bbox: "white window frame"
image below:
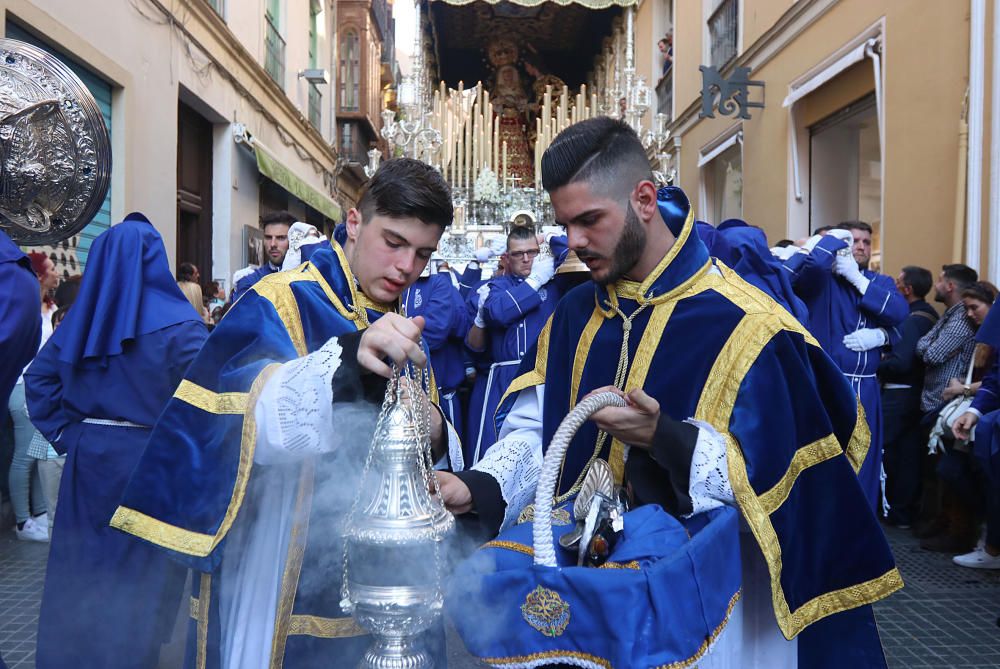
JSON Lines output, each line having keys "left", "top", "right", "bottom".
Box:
{"left": 698, "top": 124, "right": 743, "bottom": 223}
{"left": 783, "top": 20, "right": 885, "bottom": 243}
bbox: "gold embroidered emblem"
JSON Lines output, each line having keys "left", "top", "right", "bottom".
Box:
{"left": 521, "top": 586, "right": 571, "bottom": 637}
{"left": 517, "top": 505, "right": 572, "bottom": 526}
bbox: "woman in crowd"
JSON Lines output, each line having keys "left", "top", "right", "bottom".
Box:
{"left": 6, "top": 252, "right": 59, "bottom": 541}
{"left": 953, "top": 283, "right": 1000, "bottom": 568}
{"left": 25, "top": 214, "right": 207, "bottom": 668}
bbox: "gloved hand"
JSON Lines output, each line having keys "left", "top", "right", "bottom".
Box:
{"left": 526, "top": 253, "right": 555, "bottom": 290}
{"left": 473, "top": 247, "right": 494, "bottom": 264}
{"left": 843, "top": 328, "right": 887, "bottom": 352}
{"left": 833, "top": 253, "right": 870, "bottom": 294}
{"left": 826, "top": 228, "right": 854, "bottom": 244}
{"left": 770, "top": 245, "right": 799, "bottom": 261}
{"left": 801, "top": 234, "right": 824, "bottom": 252}
{"left": 474, "top": 284, "right": 491, "bottom": 328}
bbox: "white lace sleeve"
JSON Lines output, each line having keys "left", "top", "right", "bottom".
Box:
{"left": 684, "top": 419, "right": 735, "bottom": 516}
{"left": 472, "top": 384, "right": 545, "bottom": 531}
{"left": 254, "top": 337, "right": 344, "bottom": 465}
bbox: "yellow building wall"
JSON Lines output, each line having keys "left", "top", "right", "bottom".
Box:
{"left": 672, "top": 0, "right": 971, "bottom": 277}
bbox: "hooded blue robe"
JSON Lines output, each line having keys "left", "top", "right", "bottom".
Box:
{"left": 782, "top": 234, "right": 907, "bottom": 509}
{"left": 24, "top": 214, "right": 207, "bottom": 669}
{"left": 111, "top": 242, "right": 451, "bottom": 668}
{"left": 468, "top": 188, "right": 900, "bottom": 667}
{"left": 0, "top": 230, "right": 41, "bottom": 407}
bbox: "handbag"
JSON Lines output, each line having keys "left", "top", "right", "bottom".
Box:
{"left": 928, "top": 356, "right": 977, "bottom": 454}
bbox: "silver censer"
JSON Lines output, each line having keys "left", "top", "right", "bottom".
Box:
{"left": 341, "top": 367, "right": 454, "bottom": 669}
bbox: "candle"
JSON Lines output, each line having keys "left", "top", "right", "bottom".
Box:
{"left": 493, "top": 116, "right": 500, "bottom": 175}
{"left": 502, "top": 141, "right": 508, "bottom": 193}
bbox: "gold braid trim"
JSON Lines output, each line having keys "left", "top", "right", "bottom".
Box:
{"left": 287, "top": 614, "right": 367, "bottom": 638}
{"left": 110, "top": 363, "right": 282, "bottom": 556}
{"left": 569, "top": 306, "right": 608, "bottom": 411}
{"left": 496, "top": 316, "right": 553, "bottom": 410}
{"left": 757, "top": 435, "right": 843, "bottom": 515}
{"left": 693, "top": 298, "right": 902, "bottom": 638}
{"left": 253, "top": 272, "right": 315, "bottom": 356}
{"left": 597, "top": 560, "right": 641, "bottom": 570}
{"left": 174, "top": 381, "right": 248, "bottom": 415}
{"left": 481, "top": 649, "right": 612, "bottom": 668}
{"left": 654, "top": 590, "right": 741, "bottom": 669}
{"left": 195, "top": 574, "right": 211, "bottom": 669}
{"left": 846, "top": 397, "right": 871, "bottom": 474}
{"left": 270, "top": 461, "right": 317, "bottom": 667}
{"left": 483, "top": 539, "right": 534, "bottom": 557}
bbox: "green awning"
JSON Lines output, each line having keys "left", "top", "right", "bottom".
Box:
{"left": 254, "top": 142, "right": 341, "bottom": 221}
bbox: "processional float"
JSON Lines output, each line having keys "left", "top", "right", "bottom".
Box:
{"left": 0, "top": 38, "right": 111, "bottom": 246}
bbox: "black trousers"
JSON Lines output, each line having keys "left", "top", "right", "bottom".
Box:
{"left": 882, "top": 387, "right": 926, "bottom": 523}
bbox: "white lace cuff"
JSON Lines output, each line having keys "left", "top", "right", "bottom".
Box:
{"left": 474, "top": 436, "right": 542, "bottom": 531}
{"left": 684, "top": 419, "right": 735, "bottom": 516}
{"left": 472, "top": 385, "right": 545, "bottom": 531}
{"left": 254, "top": 337, "right": 343, "bottom": 464}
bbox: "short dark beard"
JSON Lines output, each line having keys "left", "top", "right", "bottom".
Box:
{"left": 595, "top": 203, "right": 646, "bottom": 286}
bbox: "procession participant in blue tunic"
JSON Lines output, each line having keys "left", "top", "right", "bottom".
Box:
{"left": 0, "top": 229, "right": 41, "bottom": 408}
{"left": 463, "top": 227, "right": 567, "bottom": 465}
{"left": 457, "top": 246, "right": 493, "bottom": 297}
{"left": 782, "top": 222, "right": 907, "bottom": 510}
{"left": 437, "top": 118, "right": 901, "bottom": 667}
{"left": 403, "top": 266, "right": 472, "bottom": 462}
{"left": 24, "top": 214, "right": 208, "bottom": 669}
{"left": 111, "top": 159, "right": 463, "bottom": 669}
{"left": 231, "top": 210, "right": 295, "bottom": 302}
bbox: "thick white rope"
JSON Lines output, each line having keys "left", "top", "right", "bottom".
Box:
{"left": 532, "top": 392, "right": 628, "bottom": 567}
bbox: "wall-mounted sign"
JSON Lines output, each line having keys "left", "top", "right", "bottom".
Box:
{"left": 699, "top": 66, "right": 764, "bottom": 120}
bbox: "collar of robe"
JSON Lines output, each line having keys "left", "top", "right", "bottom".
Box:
{"left": 596, "top": 188, "right": 712, "bottom": 315}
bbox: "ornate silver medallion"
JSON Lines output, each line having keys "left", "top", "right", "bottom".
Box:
{"left": 0, "top": 38, "right": 111, "bottom": 245}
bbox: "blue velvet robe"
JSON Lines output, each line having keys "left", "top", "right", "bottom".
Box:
{"left": 0, "top": 230, "right": 40, "bottom": 406}
{"left": 232, "top": 262, "right": 280, "bottom": 303}
{"left": 25, "top": 321, "right": 207, "bottom": 668}
{"left": 111, "top": 244, "right": 444, "bottom": 668}
{"left": 486, "top": 189, "right": 900, "bottom": 667}
{"left": 783, "top": 235, "right": 907, "bottom": 509}
{"left": 403, "top": 273, "right": 470, "bottom": 443}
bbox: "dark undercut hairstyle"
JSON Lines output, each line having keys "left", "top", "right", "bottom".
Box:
{"left": 540, "top": 117, "right": 653, "bottom": 198}
{"left": 506, "top": 226, "right": 537, "bottom": 248}
{"left": 358, "top": 157, "right": 453, "bottom": 230}
{"left": 942, "top": 263, "right": 978, "bottom": 291}
{"left": 836, "top": 220, "right": 873, "bottom": 235}
{"left": 260, "top": 210, "right": 296, "bottom": 232}
{"left": 900, "top": 265, "right": 933, "bottom": 299}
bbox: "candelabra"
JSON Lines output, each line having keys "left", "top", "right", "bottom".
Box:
{"left": 643, "top": 113, "right": 674, "bottom": 185}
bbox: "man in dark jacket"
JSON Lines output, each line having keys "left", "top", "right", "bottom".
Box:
{"left": 879, "top": 265, "right": 939, "bottom": 527}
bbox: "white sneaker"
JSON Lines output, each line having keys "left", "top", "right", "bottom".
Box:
{"left": 953, "top": 547, "right": 1000, "bottom": 569}
{"left": 15, "top": 517, "right": 49, "bottom": 543}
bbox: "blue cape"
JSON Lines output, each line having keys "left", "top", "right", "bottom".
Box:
{"left": 976, "top": 301, "right": 1000, "bottom": 349}
{"left": 48, "top": 213, "right": 201, "bottom": 363}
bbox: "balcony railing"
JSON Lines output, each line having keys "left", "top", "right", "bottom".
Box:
{"left": 656, "top": 69, "right": 673, "bottom": 121}
{"left": 708, "top": 0, "right": 738, "bottom": 69}
{"left": 308, "top": 83, "right": 322, "bottom": 131}
{"left": 264, "top": 12, "right": 286, "bottom": 88}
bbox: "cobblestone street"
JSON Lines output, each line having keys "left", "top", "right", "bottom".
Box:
{"left": 2, "top": 525, "right": 999, "bottom": 668}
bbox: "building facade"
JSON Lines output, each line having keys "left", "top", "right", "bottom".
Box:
{"left": 334, "top": 0, "right": 396, "bottom": 205}
{"left": 639, "top": 0, "right": 995, "bottom": 282}
{"left": 3, "top": 0, "right": 359, "bottom": 290}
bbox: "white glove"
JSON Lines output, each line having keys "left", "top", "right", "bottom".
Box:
{"left": 827, "top": 228, "right": 854, "bottom": 244}
{"left": 833, "top": 254, "right": 870, "bottom": 294}
{"left": 843, "top": 328, "right": 887, "bottom": 352}
{"left": 526, "top": 254, "right": 555, "bottom": 290}
{"left": 770, "top": 245, "right": 798, "bottom": 261}
{"left": 473, "top": 247, "right": 494, "bottom": 264}
{"left": 801, "top": 234, "right": 824, "bottom": 252}
{"left": 474, "top": 284, "right": 491, "bottom": 328}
